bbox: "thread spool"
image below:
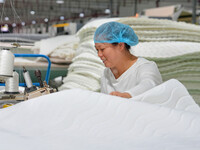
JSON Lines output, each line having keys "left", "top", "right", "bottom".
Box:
{"left": 4, "top": 71, "right": 19, "bottom": 94}
{"left": 23, "top": 67, "right": 33, "bottom": 88}
{"left": 0, "top": 49, "right": 14, "bottom": 80}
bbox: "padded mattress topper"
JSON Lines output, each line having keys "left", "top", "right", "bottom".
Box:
{"left": 0, "top": 79, "right": 199, "bottom": 150}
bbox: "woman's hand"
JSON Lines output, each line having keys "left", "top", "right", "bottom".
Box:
{"left": 109, "top": 91, "right": 132, "bottom": 98}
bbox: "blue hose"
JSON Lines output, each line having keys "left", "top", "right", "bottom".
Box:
{"left": 0, "top": 54, "right": 51, "bottom": 87}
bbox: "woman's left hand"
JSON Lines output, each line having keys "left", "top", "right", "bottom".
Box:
{"left": 109, "top": 91, "right": 132, "bottom": 98}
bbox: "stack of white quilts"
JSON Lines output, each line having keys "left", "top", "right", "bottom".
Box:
{"left": 31, "top": 34, "right": 79, "bottom": 62}
{"left": 118, "top": 17, "right": 200, "bottom": 42}
{"left": 59, "top": 40, "right": 104, "bottom": 91}
{"left": 59, "top": 17, "right": 200, "bottom": 104}
{"left": 132, "top": 41, "right": 200, "bottom": 104}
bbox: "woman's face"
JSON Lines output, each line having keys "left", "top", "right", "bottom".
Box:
{"left": 95, "top": 43, "right": 119, "bottom": 68}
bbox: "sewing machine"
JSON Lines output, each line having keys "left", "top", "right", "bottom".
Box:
{"left": 0, "top": 49, "right": 56, "bottom": 108}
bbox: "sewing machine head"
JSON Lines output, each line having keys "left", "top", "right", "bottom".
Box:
{"left": 0, "top": 48, "right": 56, "bottom": 108}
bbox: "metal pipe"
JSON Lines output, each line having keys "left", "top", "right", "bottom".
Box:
{"left": 156, "top": 0, "right": 160, "bottom": 8}
{"left": 192, "top": 0, "right": 197, "bottom": 24}
{"left": 110, "top": 0, "right": 113, "bottom": 17}
{"left": 134, "top": 0, "right": 138, "bottom": 16}
{"left": 14, "top": 54, "right": 51, "bottom": 86}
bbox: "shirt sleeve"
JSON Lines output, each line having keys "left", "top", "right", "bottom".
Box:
{"left": 125, "top": 62, "right": 162, "bottom": 97}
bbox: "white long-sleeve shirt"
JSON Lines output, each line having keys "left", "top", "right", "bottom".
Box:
{"left": 100, "top": 57, "right": 163, "bottom": 97}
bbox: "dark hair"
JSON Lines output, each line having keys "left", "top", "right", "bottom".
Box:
{"left": 112, "top": 43, "right": 131, "bottom": 51}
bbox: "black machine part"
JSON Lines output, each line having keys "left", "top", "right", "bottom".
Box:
{"left": 34, "top": 70, "right": 44, "bottom": 87}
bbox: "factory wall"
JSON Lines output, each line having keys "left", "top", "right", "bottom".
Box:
{"left": 11, "top": 0, "right": 198, "bottom": 35}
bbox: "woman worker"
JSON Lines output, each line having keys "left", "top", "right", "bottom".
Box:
{"left": 94, "top": 21, "right": 162, "bottom": 98}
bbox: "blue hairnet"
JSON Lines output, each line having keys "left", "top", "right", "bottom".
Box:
{"left": 94, "top": 22, "right": 138, "bottom": 46}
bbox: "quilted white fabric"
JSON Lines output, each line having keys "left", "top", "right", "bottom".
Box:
{"left": 133, "top": 79, "right": 200, "bottom": 113}
{"left": 31, "top": 34, "right": 79, "bottom": 60}
{"left": 0, "top": 79, "right": 200, "bottom": 150}
{"left": 59, "top": 40, "right": 105, "bottom": 91}
{"left": 60, "top": 73, "right": 100, "bottom": 91}
{"left": 77, "top": 17, "right": 200, "bottom": 43}
{"left": 132, "top": 41, "right": 200, "bottom": 58}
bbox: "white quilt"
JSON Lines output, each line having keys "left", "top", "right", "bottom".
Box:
{"left": 0, "top": 79, "right": 200, "bottom": 150}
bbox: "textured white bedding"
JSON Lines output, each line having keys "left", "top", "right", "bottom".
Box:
{"left": 0, "top": 79, "right": 199, "bottom": 150}
{"left": 132, "top": 41, "right": 200, "bottom": 58}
